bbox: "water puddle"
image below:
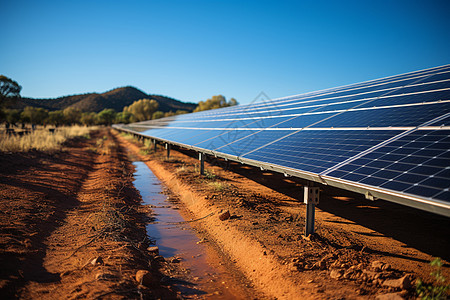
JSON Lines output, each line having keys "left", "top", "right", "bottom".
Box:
{"left": 132, "top": 161, "right": 251, "bottom": 299}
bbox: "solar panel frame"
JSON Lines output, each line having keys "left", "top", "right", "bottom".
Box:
{"left": 115, "top": 65, "right": 450, "bottom": 217}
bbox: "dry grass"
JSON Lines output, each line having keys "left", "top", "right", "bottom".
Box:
{"left": 208, "top": 181, "right": 229, "bottom": 191}
{"left": 0, "top": 126, "right": 96, "bottom": 153}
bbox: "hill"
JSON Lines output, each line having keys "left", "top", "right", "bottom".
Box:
{"left": 16, "top": 86, "right": 197, "bottom": 113}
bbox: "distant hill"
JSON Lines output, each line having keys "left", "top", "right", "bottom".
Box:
{"left": 16, "top": 86, "right": 197, "bottom": 113}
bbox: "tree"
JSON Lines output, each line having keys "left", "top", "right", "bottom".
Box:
{"left": 97, "top": 109, "right": 116, "bottom": 125}
{"left": 194, "top": 95, "right": 238, "bottom": 112}
{"left": 115, "top": 111, "right": 133, "bottom": 124}
{"left": 80, "top": 112, "right": 98, "bottom": 126}
{"left": 152, "top": 111, "right": 164, "bottom": 120}
{"left": 4, "top": 109, "right": 21, "bottom": 125}
{"left": 63, "top": 107, "right": 82, "bottom": 125}
{"left": 0, "top": 75, "right": 21, "bottom": 109}
{"left": 124, "top": 99, "right": 159, "bottom": 122}
{"left": 21, "top": 106, "right": 48, "bottom": 124}
{"left": 47, "top": 110, "right": 65, "bottom": 126}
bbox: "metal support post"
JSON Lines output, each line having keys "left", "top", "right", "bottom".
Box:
{"left": 165, "top": 143, "right": 171, "bottom": 159}
{"left": 153, "top": 139, "right": 157, "bottom": 152}
{"left": 303, "top": 186, "right": 320, "bottom": 236}
{"left": 199, "top": 152, "right": 205, "bottom": 175}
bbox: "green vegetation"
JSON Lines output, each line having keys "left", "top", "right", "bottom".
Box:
{"left": 416, "top": 258, "right": 449, "bottom": 300}
{"left": 124, "top": 99, "right": 159, "bottom": 122}
{"left": 0, "top": 75, "right": 21, "bottom": 109}
{"left": 194, "top": 95, "right": 238, "bottom": 112}
{"left": 1, "top": 76, "right": 238, "bottom": 127}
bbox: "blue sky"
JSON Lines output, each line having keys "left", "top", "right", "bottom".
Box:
{"left": 1, "top": 0, "right": 449, "bottom": 105}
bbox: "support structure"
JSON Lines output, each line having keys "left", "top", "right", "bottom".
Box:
{"left": 303, "top": 186, "right": 320, "bottom": 236}
{"left": 199, "top": 152, "right": 205, "bottom": 175}
{"left": 165, "top": 143, "right": 171, "bottom": 159}
{"left": 153, "top": 139, "right": 157, "bottom": 152}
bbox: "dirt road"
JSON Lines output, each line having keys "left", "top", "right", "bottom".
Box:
{"left": 116, "top": 130, "right": 449, "bottom": 299}
{"left": 0, "top": 129, "right": 176, "bottom": 299}
{"left": 1, "top": 128, "right": 448, "bottom": 299}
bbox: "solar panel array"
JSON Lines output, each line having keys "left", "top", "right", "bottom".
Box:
{"left": 116, "top": 65, "right": 450, "bottom": 216}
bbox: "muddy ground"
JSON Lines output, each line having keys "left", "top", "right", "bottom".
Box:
{"left": 0, "top": 128, "right": 449, "bottom": 299}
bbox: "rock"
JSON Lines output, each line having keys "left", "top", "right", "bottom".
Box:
{"left": 363, "top": 270, "right": 379, "bottom": 280}
{"left": 154, "top": 255, "right": 165, "bottom": 262}
{"left": 375, "top": 292, "right": 405, "bottom": 300}
{"left": 196, "top": 238, "right": 207, "bottom": 244}
{"left": 90, "top": 256, "right": 104, "bottom": 265}
{"left": 382, "top": 263, "right": 391, "bottom": 271}
{"left": 136, "top": 270, "right": 156, "bottom": 287}
{"left": 289, "top": 262, "right": 299, "bottom": 272}
{"left": 330, "top": 269, "right": 343, "bottom": 280}
{"left": 95, "top": 272, "right": 116, "bottom": 281}
{"left": 218, "top": 210, "right": 231, "bottom": 221}
{"left": 147, "top": 246, "right": 159, "bottom": 256}
{"left": 382, "top": 275, "right": 412, "bottom": 290}
{"left": 372, "top": 260, "right": 385, "bottom": 271}
{"left": 170, "top": 257, "right": 181, "bottom": 263}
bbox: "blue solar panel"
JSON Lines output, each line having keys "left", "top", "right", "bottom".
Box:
{"left": 243, "top": 130, "right": 400, "bottom": 173}
{"left": 119, "top": 65, "right": 450, "bottom": 216}
{"left": 326, "top": 130, "right": 450, "bottom": 202}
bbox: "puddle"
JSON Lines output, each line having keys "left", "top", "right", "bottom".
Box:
{"left": 132, "top": 161, "right": 251, "bottom": 299}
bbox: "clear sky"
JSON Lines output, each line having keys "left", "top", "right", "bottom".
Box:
{"left": 1, "top": 0, "right": 449, "bottom": 105}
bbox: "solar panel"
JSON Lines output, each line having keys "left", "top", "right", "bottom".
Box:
{"left": 115, "top": 65, "right": 450, "bottom": 217}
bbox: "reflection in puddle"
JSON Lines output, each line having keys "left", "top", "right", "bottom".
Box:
{"left": 132, "top": 161, "right": 248, "bottom": 299}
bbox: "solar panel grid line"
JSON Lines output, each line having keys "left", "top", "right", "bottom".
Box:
{"left": 320, "top": 175, "right": 450, "bottom": 216}
{"left": 211, "top": 97, "right": 351, "bottom": 153}
{"left": 191, "top": 88, "right": 369, "bottom": 153}
{"left": 192, "top": 77, "right": 450, "bottom": 119}
{"left": 121, "top": 126, "right": 450, "bottom": 132}
{"left": 171, "top": 66, "right": 450, "bottom": 122}
{"left": 180, "top": 67, "right": 450, "bottom": 119}
{"left": 116, "top": 64, "right": 450, "bottom": 216}
{"left": 136, "top": 82, "right": 446, "bottom": 142}
{"left": 165, "top": 95, "right": 448, "bottom": 125}
{"left": 319, "top": 111, "right": 450, "bottom": 177}
{"left": 133, "top": 80, "right": 447, "bottom": 168}
{"left": 227, "top": 67, "right": 447, "bottom": 110}
{"left": 164, "top": 80, "right": 450, "bottom": 124}
{"left": 203, "top": 149, "right": 450, "bottom": 217}
{"left": 119, "top": 125, "right": 449, "bottom": 216}
{"left": 165, "top": 98, "right": 450, "bottom": 126}
{"left": 189, "top": 117, "right": 279, "bottom": 147}
{"left": 236, "top": 74, "right": 436, "bottom": 158}
{"left": 327, "top": 129, "right": 450, "bottom": 203}
{"left": 143, "top": 79, "right": 446, "bottom": 129}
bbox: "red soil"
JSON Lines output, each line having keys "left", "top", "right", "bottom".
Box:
{"left": 0, "top": 129, "right": 176, "bottom": 299}
{"left": 115, "top": 131, "right": 449, "bottom": 300}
